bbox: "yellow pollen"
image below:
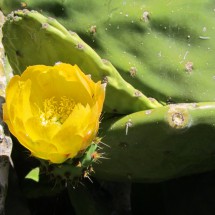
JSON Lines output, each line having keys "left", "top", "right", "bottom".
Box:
{"left": 39, "top": 96, "right": 75, "bottom": 125}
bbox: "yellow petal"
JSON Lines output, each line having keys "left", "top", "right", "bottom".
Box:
{"left": 52, "top": 134, "right": 83, "bottom": 156}
{"left": 4, "top": 76, "right": 20, "bottom": 122}
{"left": 93, "top": 82, "right": 106, "bottom": 113}
{"left": 30, "top": 140, "right": 59, "bottom": 161}
{"left": 24, "top": 117, "right": 61, "bottom": 141}
{"left": 33, "top": 66, "right": 92, "bottom": 106}
{"left": 16, "top": 79, "right": 33, "bottom": 122}
{"left": 53, "top": 103, "right": 95, "bottom": 151}
{"left": 60, "top": 103, "right": 91, "bottom": 133}
{"left": 47, "top": 153, "right": 68, "bottom": 163}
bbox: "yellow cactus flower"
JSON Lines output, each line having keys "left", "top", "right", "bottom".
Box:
{"left": 3, "top": 63, "right": 105, "bottom": 163}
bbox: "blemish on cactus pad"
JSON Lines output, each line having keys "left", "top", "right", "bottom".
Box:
{"left": 89, "top": 25, "right": 97, "bottom": 35}
{"left": 41, "top": 23, "right": 49, "bottom": 29}
{"left": 76, "top": 43, "right": 84, "bottom": 50}
{"left": 134, "top": 90, "right": 142, "bottom": 97}
{"left": 167, "top": 105, "right": 191, "bottom": 129}
{"left": 185, "top": 61, "right": 193, "bottom": 72}
{"left": 129, "top": 67, "right": 137, "bottom": 77}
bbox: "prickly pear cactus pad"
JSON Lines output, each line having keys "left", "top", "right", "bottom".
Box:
{"left": 95, "top": 102, "right": 215, "bottom": 181}
{"left": 2, "top": 9, "right": 162, "bottom": 114}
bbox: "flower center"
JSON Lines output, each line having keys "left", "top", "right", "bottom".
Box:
{"left": 39, "top": 96, "right": 75, "bottom": 125}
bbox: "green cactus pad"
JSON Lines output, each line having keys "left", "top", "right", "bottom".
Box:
{"left": 94, "top": 102, "right": 215, "bottom": 182}
{"left": 2, "top": 9, "right": 162, "bottom": 114}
